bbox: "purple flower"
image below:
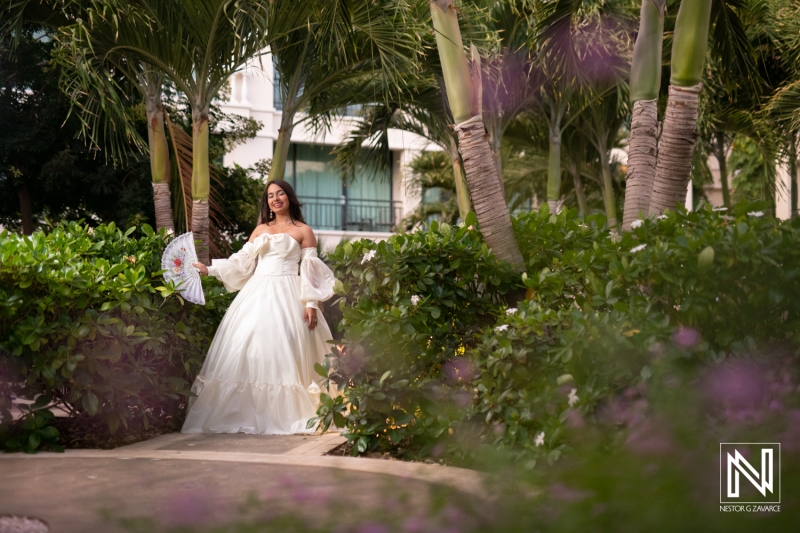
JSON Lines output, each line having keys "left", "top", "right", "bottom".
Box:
{"left": 704, "top": 361, "right": 768, "bottom": 411}
{"left": 452, "top": 389, "right": 473, "bottom": 409}
{"left": 672, "top": 326, "right": 701, "bottom": 350}
{"left": 443, "top": 358, "right": 475, "bottom": 384}
{"left": 625, "top": 420, "right": 674, "bottom": 455}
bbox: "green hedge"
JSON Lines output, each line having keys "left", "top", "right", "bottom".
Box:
{"left": 311, "top": 219, "right": 519, "bottom": 456}
{"left": 317, "top": 204, "right": 800, "bottom": 463}
{"left": 0, "top": 221, "right": 231, "bottom": 452}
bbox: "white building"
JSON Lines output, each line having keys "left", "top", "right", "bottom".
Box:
{"left": 220, "top": 58, "right": 435, "bottom": 251}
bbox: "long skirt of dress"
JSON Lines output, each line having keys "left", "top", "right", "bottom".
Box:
{"left": 181, "top": 273, "right": 332, "bottom": 434}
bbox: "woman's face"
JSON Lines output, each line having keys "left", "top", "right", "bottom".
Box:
{"left": 267, "top": 184, "right": 290, "bottom": 217}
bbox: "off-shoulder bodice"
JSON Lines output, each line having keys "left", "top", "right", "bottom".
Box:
{"left": 206, "top": 232, "right": 336, "bottom": 308}
{"left": 250, "top": 232, "right": 302, "bottom": 276}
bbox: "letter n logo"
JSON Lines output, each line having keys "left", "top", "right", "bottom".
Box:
{"left": 720, "top": 443, "right": 781, "bottom": 504}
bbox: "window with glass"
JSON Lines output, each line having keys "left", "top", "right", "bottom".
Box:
{"left": 281, "top": 143, "right": 396, "bottom": 231}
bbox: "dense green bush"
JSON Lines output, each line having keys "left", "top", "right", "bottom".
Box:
{"left": 311, "top": 219, "right": 519, "bottom": 456}
{"left": 318, "top": 204, "right": 800, "bottom": 463}
{"left": 0, "top": 221, "right": 231, "bottom": 452}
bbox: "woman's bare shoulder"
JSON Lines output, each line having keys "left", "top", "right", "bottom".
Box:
{"left": 248, "top": 224, "right": 268, "bottom": 242}
{"left": 300, "top": 223, "right": 317, "bottom": 248}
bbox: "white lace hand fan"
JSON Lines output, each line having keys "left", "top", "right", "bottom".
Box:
{"left": 161, "top": 232, "right": 205, "bottom": 305}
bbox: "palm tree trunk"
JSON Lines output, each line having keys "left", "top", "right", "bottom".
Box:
{"left": 621, "top": 0, "right": 664, "bottom": 230}
{"left": 622, "top": 99, "right": 659, "bottom": 229}
{"left": 145, "top": 94, "right": 174, "bottom": 233}
{"left": 268, "top": 116, "right": 294, "bottom": 182}
{"left": 599, "top": 143, "right": 618, "bottom": 230}
{"left": 649, "top": 84, "right": 703, "bottom": 214}
{"left": 486, "top": 115, "right": 506, "bottom": 197}
{"left": 648, "top": 0, "right": 713, "bottom": 215}
{"left": 547, "top": 123, "right": 562, "bottom": 214}
{"left": 715, "top": 132, "right": 731, "bottom": 208}
{"left": 430, "top": 0, "right": 524, "bottom": 270}
{"left": 601, "top": 163, "right": 618, "bottom": 230}
{"left": 571, "top": 163, "right": 588, "bottom": 215}
{"left": 18, "top": 183, "right": 33, "bottom": 235}
{"left": 191, "top": 107, "right": 211, "bottom": 264}
{"left": 447, "top": 144, "right": 472, "bottom": 219}
{"left": 455, "top": 116, "right": 524, "bottom": 269}
{"left": 790, "top": 133, "right": 797, "bottom": 217}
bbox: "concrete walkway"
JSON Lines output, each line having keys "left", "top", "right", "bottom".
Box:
{"left": 0, "top": 433, "right": 484, "bottom": 533}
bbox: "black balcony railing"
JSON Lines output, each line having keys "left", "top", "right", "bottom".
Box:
{"left": 299, "top": 196, "right": 401, "bottom": 232}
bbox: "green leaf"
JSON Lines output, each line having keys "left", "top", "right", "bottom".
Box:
{"left": 698, "top": 246, "right": 715, "bottom": 271}
{"left": 333, "top": 412, "right": 346, "bottom": 428}
{"left": 82, "top": 391, "right": 99, "bottom": 415}
{"left": 27, "top": 432, "right": 41, "bottom": 451}
{"left": 314, "top": 363, "right": 328, "bottom": 378}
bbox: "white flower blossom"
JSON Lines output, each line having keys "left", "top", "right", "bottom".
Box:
{"left": 630, "top": 244, "right": 647, "bottom": 253}
{"left": 720, "top": 215, "right": 735, "bottom": 221}
{"left": 608, "top": 232, "right": 622, "bottom": 243}
{"left": 87, "top": 227, "right": 94, "bottom": 235}
{"left": 535, "top": 432, "right": 545, "bottom": 447}
{"left": 410, "top": 295, "right": 420, "bottom": 306}
{"left": 656, "top": 215, "right": 668, "bottom": 221}
{"left": 361, "top": 249, "right": 377, "bottom": 265}
{"left": 630, "top": 219, "right": 644, "bottom": 229}
{"left": 568, "top": 388, "right": 579, "bottom": 407}
{"left": 165, "top": 228, "right": 174, "bottom": 236}
{"left": 506, "top": 308, "right": 517, "bottom": 316}
{"left": 747, "top": 211, "right": 764, "bottom": 218}
{"left": 495, "top": 324, "right": 509, "bottom": 332}
{"left": 713, "top": 206, "right": 728, "bottom": 212}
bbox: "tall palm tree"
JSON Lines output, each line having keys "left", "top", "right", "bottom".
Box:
{"left": 3, "top": 0, "right": 176, "bottom": 231}
{"left": 620, "top": 0, "right": 664, "bottom": 230}
{"left": 55, "top": 1, "right": 175, "bottom": 232}
{"left": 102, "top": 0, "right": 269, "bottom": 263}
{"left": 580, "top": 88, "right": 628, "bottom": 229}
{"left": 530, "top": 0, "right": 628, "bottom": 217}
{"left": 648, "top": 0, "right": 760, "bottom": 215}
{"left": 429, "top": 0, "right": 524, "bottom": 270}
{"left": 267, "top": 0, "right": 419, "bottom": 185}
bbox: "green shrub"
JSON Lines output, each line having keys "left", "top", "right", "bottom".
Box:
{"left": 0, "top": 221, "right": 231, "bottom": 452}
{"left": 319, "top": 204, "right": 800, "bottom": 464}
{"left": 311, "top": 219, "right": 519, "bottom": 456}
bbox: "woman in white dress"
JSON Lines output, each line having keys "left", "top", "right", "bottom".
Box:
{"left": 182, "top": 180, "right": 336, "bottom": 434}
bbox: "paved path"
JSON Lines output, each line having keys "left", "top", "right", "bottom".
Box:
{"left": 0, "top": 433, "right": 484, "bottom": 533}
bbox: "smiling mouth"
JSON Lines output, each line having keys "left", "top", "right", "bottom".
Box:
{"left": 273, "top": 202, "right": 284, "bottom": 208}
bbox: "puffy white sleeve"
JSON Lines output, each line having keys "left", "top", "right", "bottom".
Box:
{"left": 299, "top": 247, "right": 336, "bottom": 309}
{"left": 206, "top": 241, "right": 257, "bottom": 292}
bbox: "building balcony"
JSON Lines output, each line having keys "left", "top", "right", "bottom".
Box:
{"left": 300, "top": 196, "right": 402, "bottom": 233}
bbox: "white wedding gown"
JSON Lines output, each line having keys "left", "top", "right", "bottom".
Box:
{"left": 181, "top": 232, "right": 336, "bottom": 435}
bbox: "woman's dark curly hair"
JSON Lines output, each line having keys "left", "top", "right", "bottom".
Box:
{"left": 259, "top": 179, "right": 306, "bottom": 225}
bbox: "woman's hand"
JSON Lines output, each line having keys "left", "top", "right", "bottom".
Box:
{"left": 193, "top": 262, "right": 209, "bottom": 276}
{"left": 303, "top": 307, "right": 318, "bottom": 330}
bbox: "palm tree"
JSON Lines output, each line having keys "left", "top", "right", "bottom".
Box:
{"left": 54, "top": 1, "right": 175, "bottom": 232}
{"left": 620, "top": 0, "right": 664, "bottom": 230}
{"left": 764, "top": 0, "right": 800, "bottom": 217}
{"left": 333, "top": 78, "right": 473, "bottom": 220}
{"left": 530, "top": 0, "right": 629, "bottom": 218}
{"left": 101, "top": 0, "right": 269, "bottom": 263}
{"left": 580, "top": 89, "right": 628, "bottom": 229}
{"left": 267, "top": 0, "right": 419, "bottom": 185}
{"left": 429, "top": 0, "right": 524, "bottom": 270}
{"left": 648, "top": 0, "right": 760, "bottom": 215}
